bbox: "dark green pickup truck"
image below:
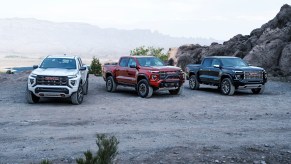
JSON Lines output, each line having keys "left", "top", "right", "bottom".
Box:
{"left": 185, "top": 56, "right": 267, "bottom": 95}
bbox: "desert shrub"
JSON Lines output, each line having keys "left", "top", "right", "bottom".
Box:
{"left": 6, "top": 69, "right": 14, "bottom": 74}
{"left": 40, "top": 159, "right": 52, "bottom": 164}
{"left": 76, "top": 134, "right": 119, "bottom": 164}
{"left": 89, "top": 57, "right": 102, "bottom": 76}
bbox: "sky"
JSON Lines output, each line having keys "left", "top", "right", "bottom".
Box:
{"left": 0, "top": 0, "right": 289, "bottom": 40}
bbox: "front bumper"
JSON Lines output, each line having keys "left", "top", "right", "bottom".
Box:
{"left": 28, "top": 85, "right": 79, "bottom": 98}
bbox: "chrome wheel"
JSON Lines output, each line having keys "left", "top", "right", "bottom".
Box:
{"left": 139, "top": 83, "right": 146, "bottom": 96}
{"left": 106, "top": 79, "right": 112, "bottom": 91}
{"left": 221, "top": 80, "right": 230, "bottom": 94}
{"left": 221, "top": 78, "right": 235, "bottom": 95}
{"left": 189, "top": 75, "right": 199, "bottom": 90}
{"left": 77, "top": 85, "right": 84, "bottom": 103}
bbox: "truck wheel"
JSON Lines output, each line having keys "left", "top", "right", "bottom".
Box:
{"left": 137, "top": 79, "right": 153, "bottom": 98}
{"left": 221, "top": 78, "right": 235, "bottom": 95}
{"left": 106, "top": 76, "right": 117, "bottom": 92}
{"left": 252, "top": 85, "right": 265, "bottom": 94}
{"left": 71, "top": 84, "right": 84, "bottom": 105}
{"left": 189, "top": 75, "right": 199, "bottom": 90}
{"left": 26, "top": 87, "right": 40, "bottom": 104}
{"left": 169, "top": 86, "right": 183, "bottom": 95}
{"left": 83, "top": 78, "right": 89, "bottom": 95}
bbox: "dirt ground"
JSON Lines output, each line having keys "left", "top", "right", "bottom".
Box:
{"left": 0, "top": 73, "right": 290, "bottom": 164}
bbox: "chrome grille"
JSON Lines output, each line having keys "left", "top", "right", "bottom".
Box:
{"left": 36, "top": 75, "right": 68, "bottom": 86}
{"left": 244, "top": 71, "right": 263, "bottom": 80}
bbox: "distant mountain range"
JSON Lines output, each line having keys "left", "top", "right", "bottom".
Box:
{"left": 0, "top": 18, "right": 219, "bottom": 60}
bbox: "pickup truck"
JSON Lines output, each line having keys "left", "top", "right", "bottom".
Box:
{"left": 26, "top": 55, "right": 89, "bottom": 104}
{"left": 102, "top": 56, "right": 185, "bottom": 98}
{"left": 185, "top": 56, "right": 267, "bottom": 95}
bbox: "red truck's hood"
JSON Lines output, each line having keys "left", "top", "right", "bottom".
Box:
{"left": 141, "top": 66, "right": 182, "bottom": 72}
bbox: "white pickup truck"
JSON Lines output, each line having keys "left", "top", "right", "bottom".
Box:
{"left": 26, "top": 55, "right": 89, "bottom": 105}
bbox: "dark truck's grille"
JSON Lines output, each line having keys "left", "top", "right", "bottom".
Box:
{"left": 244, "top": 71, "right": 263, "bottom": 80}
{"left": 36, "top": 75, "right": 68, "bottom": 86}
{"left": 159, "top": 71, "right": 181, "bottom": 80}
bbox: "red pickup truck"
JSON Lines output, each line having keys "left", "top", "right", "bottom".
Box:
{"left": 102, "top": 56, "right": 185, "bottom": 98}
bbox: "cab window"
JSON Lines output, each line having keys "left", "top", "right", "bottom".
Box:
{"left": 119, "top": 58, "right": 129, "bottom": 67}
{"left": 202, "top": 58, "right": 213, "bottom": 67}
{"left": 128, "top": 58, "right": 136, "bottom": 67}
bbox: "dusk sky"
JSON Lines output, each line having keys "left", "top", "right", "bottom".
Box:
{"left": 0, "top": 0, "right": 289, "bottom": 40}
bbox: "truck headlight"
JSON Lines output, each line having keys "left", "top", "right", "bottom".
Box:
{"left": 68, "top": 75, "right": 77, "bottom": 79}
{"left": 29, "top": 73, "right": 37, "bottom": 78}
{"left": 151, "top": 74, "right": 159, "bottom": 81}
{"left": 70, "top": 80, "right": 76, "bottom": 86}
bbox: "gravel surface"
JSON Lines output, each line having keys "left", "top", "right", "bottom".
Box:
{"left": 0, "top": 73, "right": 291, "bottom": 163}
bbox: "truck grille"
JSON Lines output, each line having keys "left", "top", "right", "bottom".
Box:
{"left": 159, "top": 71, "right": 181, "bottom": 80}
{"left": 244, "top": 71, "right": 263, "bottom": 80}
{"left": 36, "top": 75, "right": 68, "bottom": 86}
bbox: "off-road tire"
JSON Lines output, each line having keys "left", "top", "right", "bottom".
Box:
{"left": 137, "top": 79, "right": 153, "bottom": 98}
{"left": 221, "top": 78, "right": 235, "bottom": 95}
{"left": 26, "top": 87, "right": 40, "bottom": 104}
{"left": 106, "top": 76, "right": 117, "bottom": 92}
{"left": 189, "top": 75, "right": 200, "bottom": 90}
{"left": 83, "top": 78, "right": 89, "bottom": 95}
{"left": 169, "top": 86, "right": 183, "bottom": 95}
{"left": 71, "top": 84, "right": 84, "bottom": 105}
{"left": 252, "top": 85, "right": 265, "bottom": 94}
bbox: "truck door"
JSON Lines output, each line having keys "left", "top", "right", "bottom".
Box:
{"left": 116, "top": 57, "right": 129, "bottom": 84}
{"left": 77, "top": 57, "right": 87, "bottom": 82}
{"left": 199, "top": 58, "right": 213, "bottom": 82}
{"left": 209, "top": 59, "right": 221, "bottom": 83}
{"left": 125, "top": 58, "right": 138, "bottom": 85}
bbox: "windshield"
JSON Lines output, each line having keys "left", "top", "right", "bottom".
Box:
{"left": 221, "top": 58, "right": 248, "bottom": 67}
{"left": 137, "top": 57, "right": 164, "bottom": 67}
{"left": 40, "top": 58, "right": 77, "bottom": 69}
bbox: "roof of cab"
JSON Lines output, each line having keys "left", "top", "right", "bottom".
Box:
{"left": 120, "top": 56, "right": 155, "bottom": 58}
{"left": 46, "top": 55, "right": 76, "bottom": 59}
{"left": 204, "top": 56, "right": 239, "bottom": 59}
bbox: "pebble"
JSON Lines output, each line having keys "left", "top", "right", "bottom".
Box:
{"left": 261, "top": 161, "right": 266, "bottom": 164}
{"left": 215, "top": 159, "right": 219, "bottom": 163}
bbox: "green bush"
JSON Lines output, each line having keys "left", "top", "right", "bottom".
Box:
{"left": 40, "top": 159, "right": 52, "bottom": 164}
{"left": 76, "top": 134, "right": 119, "bottom": 164}
{"left": 130, "top": 46, "right": 168, "bottom": 62}
{"left": 89, "top": 57, "right": 102, "bottom": 76}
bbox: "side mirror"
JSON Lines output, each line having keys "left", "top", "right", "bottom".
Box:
{"left": 129, "top": 64, "right": 137, "bottom": 68}
{"left": 248, "top": 63, "right": 252, "bottom": 66}
{"left": 213, "top": 64, "right": 221, "bottom": 68}
{"left": 33, "top": 65, "right": 38, "bottom": 69}
{"left": 80, "top": 66, "right": 87, "bottom": 71}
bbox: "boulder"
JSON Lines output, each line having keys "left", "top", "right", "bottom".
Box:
{"left": 244, "top": 39, "right": 285, "bottom": 69}
{"left": 279, "top": 43, "right": 291, "bottom": 76}
{"left": 174, "top": 4, "right": 291, "bottom": 76}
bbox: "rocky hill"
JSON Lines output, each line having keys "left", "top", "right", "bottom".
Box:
{"left": 0, "top": 18, "right": 218, "bottom": 60}
{"left": 175, "top": 4, "right": 291, "bottom": 76}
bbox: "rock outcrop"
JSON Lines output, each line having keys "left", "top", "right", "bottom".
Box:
{"left": 175, "top": 4, "right": 291, "bottom": 76}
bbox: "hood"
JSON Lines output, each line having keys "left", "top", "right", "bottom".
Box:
{"left": 141, "top": 66, "right": 182, "bottom": 72}
{"left": 31, "top": 68, "right": 78, "bottom": 76}
{"left": 223, "top": 66, "right": 265, "bottom": 72}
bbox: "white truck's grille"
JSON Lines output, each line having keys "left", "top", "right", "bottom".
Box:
{"left": 36, "top": 76, "right": 68, "bottom": 86}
